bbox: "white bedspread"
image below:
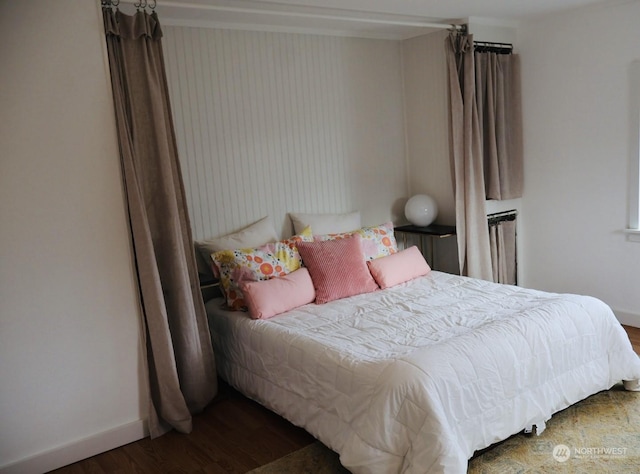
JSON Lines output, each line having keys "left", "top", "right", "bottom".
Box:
{"left": 206, "top": 271, "right": 640, "bottom": 473}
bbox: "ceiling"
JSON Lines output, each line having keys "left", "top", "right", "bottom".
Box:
{"left": 135, "top": 0, "right": 611, "bottom": 39}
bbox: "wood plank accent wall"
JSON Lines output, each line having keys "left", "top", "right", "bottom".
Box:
{"left": 162, "top": 27, "right": 408, "bottom": 240}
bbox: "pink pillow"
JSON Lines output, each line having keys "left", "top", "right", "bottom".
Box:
{"left": 240, "top": 268, "right": 316, "bottom": 319}
{"left": 297, "top": 234, "right": 378, "bottom": 304}
{"left": 367, "top": 246, "right": 431, "bottom": 289}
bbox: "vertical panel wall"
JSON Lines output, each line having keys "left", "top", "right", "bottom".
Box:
{"left": 163, "top": 27, "right": 408, "bottom": 239}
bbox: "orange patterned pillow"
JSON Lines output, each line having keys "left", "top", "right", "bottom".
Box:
{"left": 313, "top": 221, "right": 398, "bottom": 260}
{"left": 211, "top": 227, "right": 313, "bottom": 310}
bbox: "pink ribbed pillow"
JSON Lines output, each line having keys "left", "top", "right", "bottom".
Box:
{"left": 240, "top": 268, "right": 316, "bottom": 319}
{"left": 297, "top": 234, "right": 378, "bottom": 304}
{"left": 367, "top": 245, "right": 431, "bottom": 289}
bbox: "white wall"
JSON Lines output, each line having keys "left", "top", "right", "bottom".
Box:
{"left": 518, "top": 0, "right": 640, "bottom": 326}
{"left": 163, "top": 27, "right": 408, "bottom": 239}
{"left": 401, "top": 30, "right": 455, "bottom": 225}
{"left": 400, "top": 30, "right": 460, "bottom": 273}
{"left": 0, "top": 1, "right": 147, "bottom": 472}
{"left": 468, "top": 18, "right": 518, "bottom": 45}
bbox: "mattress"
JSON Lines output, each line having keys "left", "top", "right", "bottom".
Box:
{"left": 206, "top": 271, "right": 640, "bottom": 473}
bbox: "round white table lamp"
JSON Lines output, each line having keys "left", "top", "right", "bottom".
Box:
{"left": 405, "top": 194, "right": 438, "bottom": 227}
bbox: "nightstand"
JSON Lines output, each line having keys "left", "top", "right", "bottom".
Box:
{"left": 394, "top": 224, "right": 456, "bottom": 270}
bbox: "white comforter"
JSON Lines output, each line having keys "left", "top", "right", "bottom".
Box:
{"left": 206, "top": 271, "right": 640, "bottom": 473}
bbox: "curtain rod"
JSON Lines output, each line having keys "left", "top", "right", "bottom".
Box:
{"left": 487, "top": 210, "right": 517, "bottom": 225}
{"left": 474, "top": 41, "right": 513, "bottom": 47}
{"left": 474, "top": 40, "right": 513, "bottom": 54}
{"left": 117, "top": 0, "right": 463, "bottom": 30}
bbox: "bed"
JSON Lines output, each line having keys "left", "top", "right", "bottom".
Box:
{"left": 206, "top": 270, "right": 640, "bottom": 473}
{"left": 197, "top": 215, "right": 640, "bottom": 473}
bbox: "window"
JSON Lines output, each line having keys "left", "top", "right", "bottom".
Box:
{"left": 627, "top": 60, "right": 640, "bottom": 242}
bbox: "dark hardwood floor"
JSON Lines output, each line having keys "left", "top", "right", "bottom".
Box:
{"left": 50, "top": 325, "right": 640, "bottom": 474}
{"left": 49, "top": 382, "right": 315, "bottom": 474}
{"left": 626, "top": 324, "right": 640, "bottom": 353}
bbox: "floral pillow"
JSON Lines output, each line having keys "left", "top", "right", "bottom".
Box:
{"left": 195, "top": 216, "right": 278, "bottom": 278}
{"left": 313, "top": 221, "right": 398, "bottom": 260}
{"left": 211, "top": 227, "right": 313, "bottom": 310}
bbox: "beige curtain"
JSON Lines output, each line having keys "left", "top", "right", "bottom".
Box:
{"left": 475, "top": 52, "right": 524, "bottom": 200}
{"left": 446, "top": 33, "right": 493, "bottom": 280}
{"left": 489, "top": 219, "right": 517, "bottom": 285}
{"left": 103, "top": 8, "right": 217, "bottom": 438}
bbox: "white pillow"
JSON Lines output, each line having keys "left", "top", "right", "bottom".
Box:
{"left": 194, "top": 216, "right": 278, "bottom": 277}
{"left": 289, "top": 211, "right": 361, "bottom": 235}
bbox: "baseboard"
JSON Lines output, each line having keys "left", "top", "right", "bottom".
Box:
{"left": 613, "top": 308, "right": 640, "bottom": 329}
{"left": 0, "top": 419, "right": 148, "bottom": 474}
